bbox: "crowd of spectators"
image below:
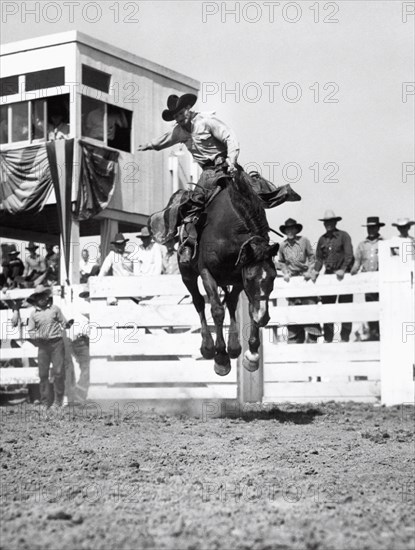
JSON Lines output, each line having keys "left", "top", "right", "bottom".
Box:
{"left": 275, "top": 213, "right": 414, "bottom": 344}
{"left": 0, "top": 242, "right": 61, "bottom": 290}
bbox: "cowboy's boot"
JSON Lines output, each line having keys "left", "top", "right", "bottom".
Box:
{"left": 179, "top": 219, "right": 198, "bottom": 264}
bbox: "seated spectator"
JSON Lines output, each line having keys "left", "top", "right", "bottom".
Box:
{"left": 23, "top": 242, "right": 46, "bottom": 283}
{"left": 310, "top": 210, "right": 354, "bottom": 343}
{"left": 85, "top": 107, "right": 128, "bottom": 143}
{"left": 351, "top": 216, "right": 384, "bottom": 341}
{"left": 98, "top": 233, "right": 134, "bottom": 277}
{"left": 44, "top": 245, "right": 60, "bottom": 285}
{"left": 47, "top": 99, "right": 70, "bottom": 141}
{"left": 162, "top": 237, "right": 180, "bottom": 275}
{"left": 392, "top": 218, "right": 415, "bottom": 240}
{"left": 4, "top": 249, "right": 24, "bottom": 288}
{"left": 278, "top": 218, "right": 321, "bottom": 344}
{"left": 80, "top": 248, "right": 95, "bottom": 283}
{"left": 134, "top": 227, "right": 163, "bottom": 276}
{"left": 89, "top": 247, "right": 101, "bottom": 278}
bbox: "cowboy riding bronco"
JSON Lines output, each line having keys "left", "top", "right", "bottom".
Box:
{"left": 138, "top": 93, "right": 300, "bottom": 261}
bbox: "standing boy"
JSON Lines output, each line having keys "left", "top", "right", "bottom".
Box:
{"left": 27, "top": 285, "right": 71, "bottom": 410}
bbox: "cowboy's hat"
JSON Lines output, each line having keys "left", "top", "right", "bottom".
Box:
{"left": 162, "top": 94, "right": 197, "bottom": 122}
{"left": 362, "top": 216, "right": 385, "bottom": 227}
{"left": 392, "top": 217, "right": 415, "bottom": 227}
{"left": 26, "top": 241, "right": 39, "bottom": 251}
{"left": 110, "top": 233, "right": 129, "bottom": 245}
{"left": 27, "top": 284, "right": 52, "bottom": 304}
{"left": 318, "top": 209, "right": 342, "bottom": 222}
{"left": 279, "top": 218, "right": 303, "bottom": 235}
{"left": 136, "top": 227, "right": 152, "bottom": 238}
{"left": 8, "top": 250, "right": 20, "bottom": 256}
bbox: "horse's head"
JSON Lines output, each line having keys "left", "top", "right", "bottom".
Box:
{"left": 237, "top": 237, "right": 279, "bottom": 326}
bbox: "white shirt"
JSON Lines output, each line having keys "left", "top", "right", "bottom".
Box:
{"left": 80, "top": 258, "right": 95, "bottom": 275}
{"left": 133, "top": 242, "right": 163, "bottom": 276}
{"left": 98, "top": 250, "right": 134, "bottom": 277}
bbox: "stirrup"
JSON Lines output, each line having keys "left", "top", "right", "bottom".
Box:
{"left": 179, "top": 246, "right": 192, "bottom": 264}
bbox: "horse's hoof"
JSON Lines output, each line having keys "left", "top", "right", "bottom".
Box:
{"left": 228, "top": 345, "right": 242, "bottom": 359}
{"left": 214, "top": 361, "right": 231, "bottom": 376}
{"left": 201, "top": 346, "right": 215, "bottom": 360}
{"left": 243, "top": 351, "right": 260, "bottom": 372}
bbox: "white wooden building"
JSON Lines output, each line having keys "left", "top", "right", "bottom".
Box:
{"left": 0, "top": 31, "right": 200, "bottom": 281}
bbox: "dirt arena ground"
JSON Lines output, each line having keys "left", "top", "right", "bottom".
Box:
{"left": 1, "top": 401, "right": 414, "bottom": 550}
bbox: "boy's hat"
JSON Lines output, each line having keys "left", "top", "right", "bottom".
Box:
{"left": 26, "top": 242, "right": 39, "bottom": 251}
{"left": 27, "top": 284, "right": 52, "bottom": 304}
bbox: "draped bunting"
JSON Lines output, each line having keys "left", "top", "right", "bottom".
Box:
{"left": 46, "top": 139, "right": 74, "bottom": 282}
{"left": 74, "top": 140, "right": 119, "bottom": 221}
{"left": 0, "top": 144, "right": 53, "bottom": 213}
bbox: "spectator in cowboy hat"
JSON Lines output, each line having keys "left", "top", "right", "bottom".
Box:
{"left": 27, "top": 285, "right": 72, "bottom": 410}
{"left": 311, "top": 210, "right": 354, "bottom": 343}
{"left": 134, "top": 227, "right": 163, "bottom": 276}
{"left": 351, "top": 216, "right": 385, "bottom": 341}
{"left": 23, "top": 242, "right": 46, "bottom": 283}
{"left": 98, "top": 233, "right": 134, "bottom": 277}
{"left": 277, "top": 218, "right": 321, "bottom": 344}
{"left": 392, "top": 218, "right": 415, "bottom": 240}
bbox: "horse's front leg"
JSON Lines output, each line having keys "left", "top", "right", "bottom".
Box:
{"left": 223, "top": 284, "right": 243, "bottom": 359}
{"left": 180, "top": 268, "right": 214, "bottom": 359}
{"left": 243, "top": 305, "right": 261, "bottom": 372}
{"left": 200, "top": 268, "right": 231, "bottom": 376}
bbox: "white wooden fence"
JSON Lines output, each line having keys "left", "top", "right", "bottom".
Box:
{"left": 87, "top": 276, "right": 238, "bottom": 401}
{"left": 1, "top": 239, "right": 414, "bottom": 405}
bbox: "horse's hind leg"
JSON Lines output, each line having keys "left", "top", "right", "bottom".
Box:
{"left": 200, "top": 268, "right": 231, "bottom": 376}
{"left": 243, "top": 311, "right": 261, "bottom": 372}
{"left": 223, "top": 284, "right": 243, "bottom": 359}
{"left": 180, "top": 269, "right": 214, "bottom": 360}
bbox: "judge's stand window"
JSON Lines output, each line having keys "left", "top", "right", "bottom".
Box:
{"left": 0, "top": 95, "right": 70, "bottom": 146}
{"left": 81, "top": 96, "right": 132, "bottom": 153}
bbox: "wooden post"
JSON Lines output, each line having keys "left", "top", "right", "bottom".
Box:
{"left": 237, "top": 292, "right": 264, "bottom": 404}
{"left": 100, "top": 219, "right": 118, "bottom": 261}
{"left": 379, "top": 239, "right": 415, "bottom": 405}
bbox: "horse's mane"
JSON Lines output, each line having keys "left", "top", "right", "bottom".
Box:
{"left": 226, "top": 169, "right": 269, "bottom": 239}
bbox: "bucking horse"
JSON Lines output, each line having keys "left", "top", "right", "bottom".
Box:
{"left": 150, "top": 167, "right": 300, "bottom": 376}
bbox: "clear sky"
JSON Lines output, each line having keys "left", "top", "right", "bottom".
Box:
{"left": 1, "top": 0, "right": 414, "bottom": 247}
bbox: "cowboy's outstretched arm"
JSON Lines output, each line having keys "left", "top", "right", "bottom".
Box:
{"left": 207, "top": 116, "right": 240, "bottom": 169}
{"left": 137, "top": 128, "right": 181, "bottom": 152}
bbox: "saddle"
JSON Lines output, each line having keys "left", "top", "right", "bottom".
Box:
{"left": 148, "top": 171, "right": 301, "bottom": 245}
